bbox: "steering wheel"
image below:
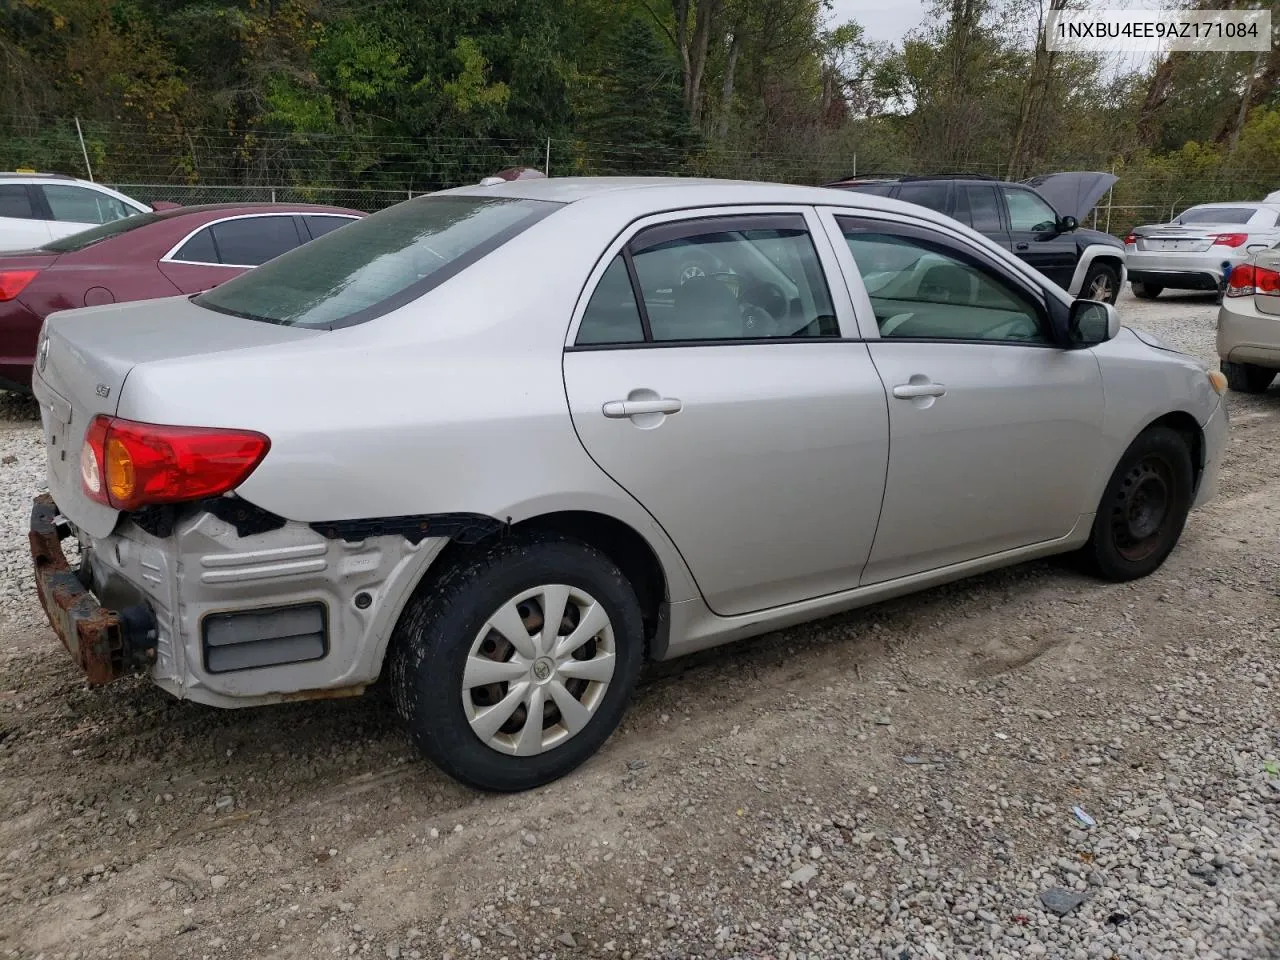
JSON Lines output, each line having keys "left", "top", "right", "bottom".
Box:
{"left": 739, "top": 301, "right": 777, "bottom": 337}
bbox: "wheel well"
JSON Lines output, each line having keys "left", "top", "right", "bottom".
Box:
{"left": 1090, "top": 254, "right": 1123, "bottom": 275}
{"left": 417, "top": 511, "right": 668, "bottom": 655}
{"left": 1147, "top": 411, "right": 1205, "bottom": 491}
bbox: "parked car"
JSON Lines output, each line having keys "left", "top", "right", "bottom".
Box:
{"left": 0, "top": 202, "right": 363, "bottom": 390}
{"left": 0, "top": 173, "right": 165, "bottom": 252}
{"left": 1217, "top": 245, "right": 1280, "bottom": 392}
{"left": 1124, "top": 202, "right": 1280, "bottom": 299}
{"left": 825, "top": 172, "right": 1126, "bottom": 303}
{"left": 29, "top": 177, "right": 1227, "bottom": 792}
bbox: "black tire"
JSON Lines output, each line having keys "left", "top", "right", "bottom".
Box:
{"left": 1076, "top": 426, "right": 1194, "bottom": 582}
{"left": 1081, "top": 261, "right": 1121, "bottom": 304}
{"left": 388, "top": 532, "right": 644, "bottom": 792}
{"left": 1221, "top": 360, "right": 1275, "bottom": 394}
{"left": 1131, "top": 281, "right": 1163, "bottom": 300}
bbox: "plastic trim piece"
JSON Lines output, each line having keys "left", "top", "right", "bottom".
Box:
{"left": 310, "top": 513, "right": 506, "bottom": 546}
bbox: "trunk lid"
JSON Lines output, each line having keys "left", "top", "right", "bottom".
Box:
{"left": 32, "top": 294, "right": 320, "bottom": 538}
{"left": 1132, "top": 224, "right": 1221, "bottom": 253}
{"left": 1022, "top": 171, "right": 1117, "bottom": 221}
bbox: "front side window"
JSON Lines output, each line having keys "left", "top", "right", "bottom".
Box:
{"left": 196, "top": 196, "right": 560, "bottom": 328}
{"left": 43, "top": 185, "right": 133, "bottom": 224}
{"left": 1003, "top": 188, "right": 1059, "bottom": 232}
{"left": 838, "top": 219, "right": 1045, "bottom": 344}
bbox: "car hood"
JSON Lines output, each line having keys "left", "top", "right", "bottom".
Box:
{"left": 1022, "top": 172, "right": 1118, "bottom": 221}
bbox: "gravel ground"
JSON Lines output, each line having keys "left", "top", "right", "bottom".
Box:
{"left": 0, "top": 289, "right": 1277, "bottom": 960}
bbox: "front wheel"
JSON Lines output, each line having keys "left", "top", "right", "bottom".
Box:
{"left": 1076, "top": 426, "right": 1194, "bottom": 582}
{"left": 1082, "top": 261, "right": 1121, "bottom": 304}
{"left": 1221, "top": 360, "right": 1275, "bottom": 394}
{"left": 1131, "top": 281, "right": 1163, "bottom": 300}
{"left": 389, "top": 532, "right": 644, "bottom": 792}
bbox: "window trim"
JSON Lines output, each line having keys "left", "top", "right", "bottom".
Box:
{"left": 829, "top": 212, "right": 1068, "bottom": 348}
{"left": 161, "top": 213, "right": 360, "bottom": 268}
{"left": 567, "top": 206, "right": 856, "bottom": 351}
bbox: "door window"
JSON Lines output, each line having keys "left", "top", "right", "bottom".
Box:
{"left": 304, "top": 215, "right": 356, "bottom": 239}
{"left": 0, "top": 185, "right": 35, "bottom": 219}
{"left": 959, "top": 186, "right": 1002, "bottom": 232}
{"left": 1003, "top": 188, "right": 1059, "bottom": 232}
{"left": 171, "top": 227, "right": 219, "bottom": 264}
{"left": 43, "top": 185, "right": 133, "bottom": 224}
{"left": 591, "top": 215, "right": 838, "bottom": 343}
{"left": 838, "top": 220, "right": 1045, "bottom": 343}
{"left": 210, "top": 216, "right": 303, "bottom": 266}
{"left": 895, "top": 182, "right": 950, "bottom": 214}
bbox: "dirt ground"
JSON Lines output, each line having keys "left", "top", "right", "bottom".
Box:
{"left": 0, "top": 290, "right": 1277, "bottom": 960}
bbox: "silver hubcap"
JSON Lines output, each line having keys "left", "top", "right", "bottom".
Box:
{"left": 462, "top": 585, "right": 616, "bottom": 756}
{"left": 1090, "top": 275, "right": 1113, "bottom": 301}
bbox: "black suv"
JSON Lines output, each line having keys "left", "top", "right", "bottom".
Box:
{"left": 825, "top": 173, "right": 1127, "bottom": 304}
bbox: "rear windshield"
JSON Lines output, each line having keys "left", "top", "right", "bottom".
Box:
{"left": 42, "top": 212, "right": 162, "bottom": 252}
{"left": 1175, "top": 206, "right": 1257, "bottom": 225}
{"left": 194, "top": 195, "right": 561, "bottom": 329}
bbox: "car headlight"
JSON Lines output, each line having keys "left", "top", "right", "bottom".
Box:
{"left": 1207, "top": 370, "right": 1228, "bottom": 395}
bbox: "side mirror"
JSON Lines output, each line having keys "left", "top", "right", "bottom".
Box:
{"left": 1068, "top": 298, "right": 1120, "bottom": 346}
{"left": 1057, "top": 215, "right": 1079, "bottom": 234}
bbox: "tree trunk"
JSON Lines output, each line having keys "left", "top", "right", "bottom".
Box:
{"left": 1007, "top": 0, "right": 1065, "bottom": 179}
{"left": 716, "top": 29, "right": 741, "bottom": 140}
{"left": 687, "top": 0, "right": 721, "bottom": 126}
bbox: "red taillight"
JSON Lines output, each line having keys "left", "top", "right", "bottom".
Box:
{"left": 1225, "top": 263, "right": 1280, "bottom": 298}
{"left": 0, "top": 269, "right": 39, "bottom": 302}
{"left": 1123, "top": 233, "right": 1137, "bottom": 245}
{"left": 80, "top": 415, "right": 270, "bottom": 511}
{"left": 1213, "top": 233, "right": 1248, "bottom": 248}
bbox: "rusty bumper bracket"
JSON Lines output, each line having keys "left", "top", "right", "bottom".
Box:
{"left": 29, "top": 493, "right": 157, "bottom": 686}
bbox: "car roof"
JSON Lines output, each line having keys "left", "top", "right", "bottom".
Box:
{"left": 0, "top": 172, "right": 87, "bottom": 183}
{"left": 1184, "top": 201, "right": 1280, "bottom": 210}
{"left": 440, "top": 175, "right": 918, "bottom": 207}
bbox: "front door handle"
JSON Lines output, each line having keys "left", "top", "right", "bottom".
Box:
{"left": 892, "top": 382, "right": 946, "bottom": 399}
{"left": 602, "top": 397, "right": 683, "bottom": 418}
{"left": 1015, "top": 242, "right": 1029, "bottom": 251}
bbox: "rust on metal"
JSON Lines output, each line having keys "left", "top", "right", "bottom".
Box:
{"left": 278, "top": 683, "right": 368, "bottom": 702}
{"left": 29, "top": 493, "right": 152, "bottom": 686}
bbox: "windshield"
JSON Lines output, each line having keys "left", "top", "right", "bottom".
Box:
{"left": 1175, "top": 206, "right": 1257, "bottom": 225}
{"left": 42, "top": 212, "right": 166, "bottom": 252}
{"left": 195, "top": 195, "right": 562, "bottom": 328}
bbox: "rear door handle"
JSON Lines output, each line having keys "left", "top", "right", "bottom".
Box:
{"left": 892, "top": 382, "right": 946, "bottom": 399}
{"left": 602, "top": 398, "right": 683, "bottom": 418}
{"left": 1015, "top": 242, "right": 1029, "bottom": 251}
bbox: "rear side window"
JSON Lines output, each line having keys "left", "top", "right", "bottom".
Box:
{"left": 210, "top": 217, "right": 302, "bottom": 266}
{"left": 0, "top": 185, "right": 35, "bottom": 219}
{"left": 196, "top": 196, "right": 561, "bottom": 328}
{"left": 958, "top": 186, "right": 1002, "bottom": 232}
{"left": 171, "top": 227, "right": 219, "bottom": 264}
{"left": 577, "top": 256, "right": 646, "bottom": 345}
{"left": 896, "top": 182, "right": 950, "bottom": 213}
{"left": 305, "top": 215, "right": 356, "bottom": 239}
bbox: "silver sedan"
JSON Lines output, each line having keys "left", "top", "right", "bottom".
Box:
{"left": 30, "top": 177, "right": 1228, "bottom": 791}
{"left": 1125, "top": 202, "right": 1280, "bottom": 298}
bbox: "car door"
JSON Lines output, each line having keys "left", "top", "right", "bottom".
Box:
{"left": 1000, "top": 185, "right": 1078, "bottom": 288}
{"left": 158, "top": 215, "right": 305, "bottom": 293}
{"left": 562, "top": 207, "right": 890, "bottom": 616}
{"left": 0, "top": 184, "right": 53, "bottom": 251}
{"left": 820, "top": 210, "right": 1104, "bottom": 585}
{"left": 40, "top": 184, "right": 136, "bottom": 240}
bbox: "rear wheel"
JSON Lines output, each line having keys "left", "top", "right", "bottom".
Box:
{"left": 389, "top": 532, "right": 644, "bottom": 792}
{"left": 1082, "top": 261, "right": 1121, "bottom": 304}
{"left": 1131, "top": 281, "right": 1163, "bottom": 300}
{"left": 1221, "top": 360, "right": 1275, "bottom": 394}
{"left": 1076, "top": 426, "right": 1193, "bottom": 582}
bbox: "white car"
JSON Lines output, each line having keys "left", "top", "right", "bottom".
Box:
{"left": 30, "top": 177, "right": 1228, "bottom": 792}
{"left": 0, "top": 173, "right": 153, "bottom": 252}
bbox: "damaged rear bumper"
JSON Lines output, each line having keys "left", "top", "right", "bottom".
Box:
{"left": 29, "top": 493, "right": 158, "bottom": 685}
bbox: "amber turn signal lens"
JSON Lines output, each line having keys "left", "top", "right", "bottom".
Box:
{"left": 1207, "top": 370, "right": 1228, "bottom": 396}
{"left": 104, "top": 436, "right": 137, "bottom": 503}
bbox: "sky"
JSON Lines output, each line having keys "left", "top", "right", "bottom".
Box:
{"left": 826, "top": 0, "right": 927, "bottom": 46}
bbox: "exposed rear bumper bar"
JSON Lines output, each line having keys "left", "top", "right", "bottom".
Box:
{"left": 30, "top": 493, "right": 157, "bottom": 685}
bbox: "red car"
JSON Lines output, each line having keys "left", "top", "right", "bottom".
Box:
{"left": 0, "top": 202, "right": 364, "bottom": 390}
